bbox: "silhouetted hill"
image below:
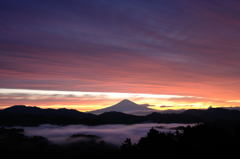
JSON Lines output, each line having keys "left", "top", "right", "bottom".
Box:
{"left": 146, "top": 112, "right": 201, "bottom": 123}
{"left": 0, "top": 105, "right": 97, "bottom": 126}
{"left": 97, "top": 111, "right": 144, "bottom": 124}
{"left": 1, "top": 105, "right": 240, "bottom": 126}
{"left": 182, "top": 107, "right": 240, "bottom": 121}
{"left": 3, "top": 105, "right": 94, "bottom": 117}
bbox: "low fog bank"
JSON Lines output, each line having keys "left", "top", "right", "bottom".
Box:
{"left": 18, "top": 123, "right": 193, "bottom": 145}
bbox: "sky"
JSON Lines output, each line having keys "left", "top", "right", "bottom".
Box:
{"left": 0, "top": 0, "right": 240, "bottom": 111}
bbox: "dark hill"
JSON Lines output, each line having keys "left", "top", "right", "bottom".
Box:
{"left": 0, "top": 105, "right": 97, "bottom": 126}
{"left": 97, "top": 111, "right": 144, "bottom": 124}
{"left": 182, "top": 107, "right": 240, "bottom": 121}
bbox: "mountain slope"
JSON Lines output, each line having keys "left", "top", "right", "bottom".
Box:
{"left": 90, "top": 99, "right": 155, "bottom": 115}
{"left": 0, "top": 105, "right": 97, "bottom": 126}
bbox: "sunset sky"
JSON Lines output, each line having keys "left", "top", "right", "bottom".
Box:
{"left": 1, "top": 0, "right": 240, "bottom": 111}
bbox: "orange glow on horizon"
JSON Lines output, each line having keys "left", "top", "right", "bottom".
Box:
{"left": 1, "top": 99, "right": 240, "bottom": 112}
{"left": 0, "top": 88, "right": 240, "bottom": 112}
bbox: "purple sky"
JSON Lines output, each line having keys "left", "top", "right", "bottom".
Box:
{"left": 0, "top": 0, "right": 240, "bottom": 110}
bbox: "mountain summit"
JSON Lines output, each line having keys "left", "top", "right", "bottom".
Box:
{"left": 90, "top": 99, "right": 155, "bottom": 115}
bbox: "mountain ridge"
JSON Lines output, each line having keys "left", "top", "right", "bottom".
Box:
{"left": 1, "top": 102, "right": 240, "bottom": 126}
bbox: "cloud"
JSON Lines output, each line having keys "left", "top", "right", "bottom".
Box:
{"left": 140, "top": 104, "right": 155, "bottom": 107}
{"left": 158, "top": 105, "right": 174, "bottom": 108}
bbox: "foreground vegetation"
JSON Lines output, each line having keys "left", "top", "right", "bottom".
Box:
{"left": 0, "top": 121, "right": 240, "bottom": 159}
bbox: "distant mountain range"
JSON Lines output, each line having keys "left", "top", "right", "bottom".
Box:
{"left": 1, "top": 99, "right": 240, "bottom": 126}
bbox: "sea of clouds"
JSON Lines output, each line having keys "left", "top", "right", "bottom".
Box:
{"left": 20, "top": 123, "right": 193, "bottom": 145}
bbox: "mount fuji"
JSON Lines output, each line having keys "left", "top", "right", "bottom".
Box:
{"left": 90, "top": 99, "right": 156, "bottom": 115}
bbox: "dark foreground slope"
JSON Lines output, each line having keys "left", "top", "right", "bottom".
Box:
{"left": 0, "top": 127, "right": 118, "bottom": 159}
{"left": 120, "top": 122, "right": 240, "bottom": 159}
{"left": 1, "top": 105, "right": 240, "bottom": 126}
